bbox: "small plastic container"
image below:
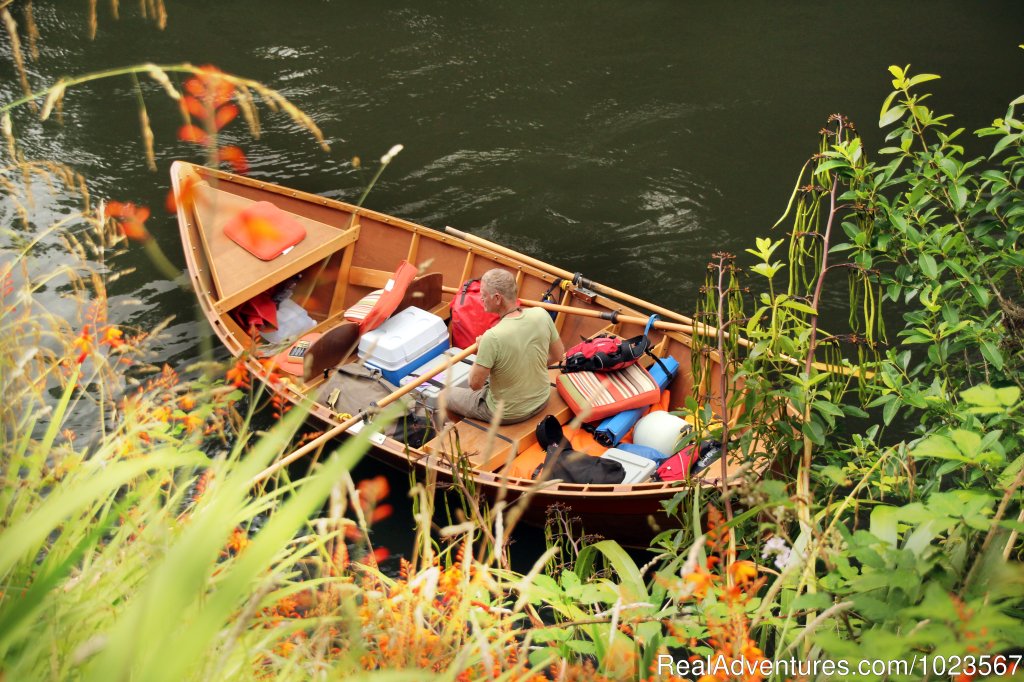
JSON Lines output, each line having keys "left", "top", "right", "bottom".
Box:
{"left": 600, "top": 447, "right": 658, "bottom": 484}
{"left": 400, "top": 348, "right": 477, "bottom": 409}
{"left": 358, "top": 306, "right": 449, "bottom": 384}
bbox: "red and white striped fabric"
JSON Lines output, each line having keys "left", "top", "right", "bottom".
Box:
{"left": 343, "top": 289, "right": 383, "bottom": 323}
{"left": 556, "top": 363, "right": 661, "bottom": 422}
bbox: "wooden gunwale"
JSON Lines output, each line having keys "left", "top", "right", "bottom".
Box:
{"left": 172, "top": 162, "right": 763, "bottom": 518}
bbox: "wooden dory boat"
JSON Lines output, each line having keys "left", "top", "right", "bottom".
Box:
{"left": 171, "top": 161, "right": 762, "bottom": 538}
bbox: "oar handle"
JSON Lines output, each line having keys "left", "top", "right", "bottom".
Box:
{"left": 250, "top": 342, "right": 479, "bottom": 486}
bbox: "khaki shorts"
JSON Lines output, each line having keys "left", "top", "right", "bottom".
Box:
{"left": 444, "top": 386, "right": 548, "bottom": 425}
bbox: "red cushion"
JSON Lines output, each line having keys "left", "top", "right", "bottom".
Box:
{"left": 556, "top": 364, "right": 660, "bottom": 422}
{"left": 223, "top": 201, "right": 306, "bottom": 261}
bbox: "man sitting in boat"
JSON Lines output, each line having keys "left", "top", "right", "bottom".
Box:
{"left": 445, "top": 268, "right": 564, "bottom": 424}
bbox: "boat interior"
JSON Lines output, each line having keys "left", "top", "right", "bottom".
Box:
{"left": 174, "top": 162, "right": 756, "bottom": 490}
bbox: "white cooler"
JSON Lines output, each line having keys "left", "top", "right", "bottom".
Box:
{"left": 358, "top": 307, "right": 449, "bottom": 385}
{"left": 600, "top": 447, "right": 658, "bottom": 484}
{"left": 399, "top": 347, "right": 477, "bottom": 409}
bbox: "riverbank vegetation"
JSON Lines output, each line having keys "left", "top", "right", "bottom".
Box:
{"left": 2, "top": 5, "right": 1023, "bottom": 680}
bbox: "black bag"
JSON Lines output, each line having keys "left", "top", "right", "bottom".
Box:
{"left": 534, "top": 415, "right": 625, "bottom": 484}
{"left": 316, "top": 364, "right": 430, "bottom": 445}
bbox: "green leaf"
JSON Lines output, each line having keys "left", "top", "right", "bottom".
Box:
{"left": 780, "top": 299, "right": 818, "bottom": 316}
{"left": 883, "top": 396, "right": 900, "bottom": 425}
{"left": 529, "top": 574, "right": 562, "bottom": 603}
{"left": 918, "top": 253, "right": 939, "bottom": 278}
{"left": 907, "top": 73, "right": 941, "bottom": 87}
{"left": 911, "top": 434, "right": 965, "bottom": 461}
{"left": 980, "top": 340, "right": 1004, "bottom": 370}
{"left": 791, "top": 592, "right": 834, "bottom": 612}
{"left": 802, "top": 419, "right": 826, "bottom": 446}
{"left": 951, "top": 184, "right": 968, "bottom": 211}
{"left": 950, "top": 429, "right": 981, "bottom": 458}
{"left": 879, "top": 90, "right": 900, "bottom": 121}
{"left": 816, "top": 159, "right": 849, "bottom": 175}
{"left": 576, "top": 540, "right": 650, "bottom": 603}
{"left": 566, "top": 639, "right": 597, "bottom": 656}
{"left": 880, "top": 104, "right": 908, "bottom": 128}
{"left": 528, "top": 647, "right": 560, "bottom": 669}
{"left": 817, "top": 465, "right": 849, "bottom": 485}
{"left": 870, "top": 506, "right": 901, "bottom": 546}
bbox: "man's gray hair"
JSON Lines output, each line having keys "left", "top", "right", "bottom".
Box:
{"left": 481, "top": 268, "right": 517, "bottom": 302}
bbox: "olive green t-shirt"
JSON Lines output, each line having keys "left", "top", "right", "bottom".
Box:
{"left": 476, "top": 307, "right": 558, "bottom": 421}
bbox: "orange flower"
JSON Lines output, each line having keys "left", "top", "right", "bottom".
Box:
{"left": 180, "top": 94, "right": 209, "bottom": 120}
{"left": 226, "top": 358, "right": 250, "bottom": 388}
{"left": 223, "top": 527, "right": 249, "bottom": 556}
{"left": 101, "top": 326, "right": 124, "bottom": 348}
{"left": 369, "top": 503, "right": 393, "bottom": 524}
{"left": 72, "top": 325, "right": 94, "bottom": 363}
{"left": 105, "top": 201, "right": 151, "bottom": 241}
{"left": 179, "top": 413, "right": 203, "bottom": 433}
{"left": 729, "top": 560, "right": 758, "bottom": 584}
{"left": 166, "top": 174, "right": 199, "bottom": 214}
{"left": 685, "top": 570, "right": 713, "bottom": 600}
{"left": 184, "top": 65, "right": 235, "bottom": 108}
{"left": 216, "top": 145, "right": 249, "bottom": 174}
{"left": 357, "top": 475, "right": 390, "bottom": 507}
{"left": 214, "top": 103, "right": 239, "bottom": 130}
{"left": 177, "top": 124, "right": 210, "bottom": 145}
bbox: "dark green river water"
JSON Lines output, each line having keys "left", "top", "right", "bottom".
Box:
{"left": 4, "top": 1, "right": 1024, "bottom": 559}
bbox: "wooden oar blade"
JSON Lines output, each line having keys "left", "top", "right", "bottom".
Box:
{"left": 397, "top": 272, "right": 443, "bottom": 313}
{"left": 303, "top": 321, "right": 359, "bottom": 381}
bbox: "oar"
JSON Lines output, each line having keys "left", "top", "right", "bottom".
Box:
{"left": 518, "top": 299, "right": 872, "bottom": 377}
{"left": 441, "top": 232, "right": 872, "bottom": 379}
{"left": 250, "top": 342, "right": 478, "bottom": 486}
{"left": 445, "top": 226, "right": 697, "bottom": 327}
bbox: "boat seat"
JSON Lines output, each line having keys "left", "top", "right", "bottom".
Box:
{"left": 556, "top": 362, "right": 661, "bottom": 422}
{"left": 423, "top": 372, "right": 570, "bottom": 472}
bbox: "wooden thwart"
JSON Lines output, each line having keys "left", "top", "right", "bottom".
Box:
{"left": 423, "top": 372, "right": 570, "bottom": 472}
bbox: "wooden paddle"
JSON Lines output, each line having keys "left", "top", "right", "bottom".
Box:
{"left": 250, "top": 342, "right": 479, "bottom": 486}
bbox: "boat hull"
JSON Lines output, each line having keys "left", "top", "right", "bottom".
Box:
{"left": 171, "top": 161, "right": 764, "bottom": 541}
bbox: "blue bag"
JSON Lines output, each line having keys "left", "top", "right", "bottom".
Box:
{"left": 592, "top": 351, "right": 679, "bottom": 447}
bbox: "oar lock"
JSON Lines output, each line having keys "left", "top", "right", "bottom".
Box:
{"left": 571, "top": 272, "right": 598, "bottom": 304}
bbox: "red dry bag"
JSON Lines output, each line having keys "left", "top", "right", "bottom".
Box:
{"left": 449, "top": 279, "right": 499, "bottom": 349}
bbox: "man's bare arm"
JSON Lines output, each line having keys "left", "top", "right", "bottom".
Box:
{"left": 547, "top": 337, "right": 565, "bottom": 366}
{"left": 468, "top": 363, "right": 491, "bottom": 391}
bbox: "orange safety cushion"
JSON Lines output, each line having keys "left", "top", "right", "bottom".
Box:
{"left": 270, "top": 332, "right": 323, "bottom": 376}
{"left": 355, "top": 260, "right": 418, "bottom": 334}
{"left": 556, "top": 364, "right": 661, "bottom": 422}
{"left": 505, "top": 424, "right": 605, "bottom": 480}
{"left": 223, "top": 201, "right": 306, "bottom": 261}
